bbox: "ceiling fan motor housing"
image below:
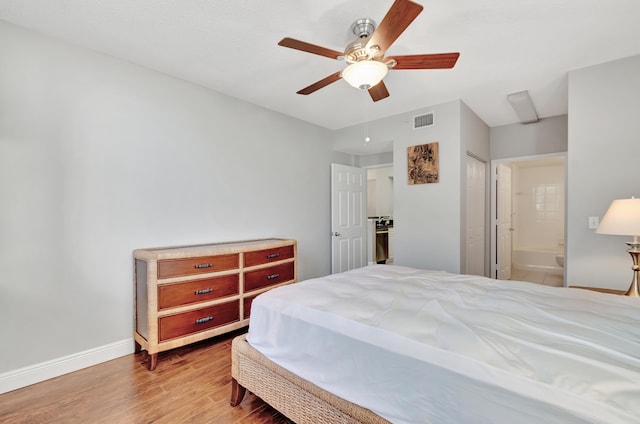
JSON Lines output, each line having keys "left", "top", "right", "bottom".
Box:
{"left": 351, "top": 18, "right": 376, "bottom": 38}
{"left": 345, "top": 19, "right": 383, "bottom": 63}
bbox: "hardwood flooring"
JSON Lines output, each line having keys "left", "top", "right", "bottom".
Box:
{"left": 0, "top": 330, "right": 293, "bottom": 423}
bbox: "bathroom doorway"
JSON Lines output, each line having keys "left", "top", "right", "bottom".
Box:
{"left": 491, "top": 153, "right": 566, "bottom": 286}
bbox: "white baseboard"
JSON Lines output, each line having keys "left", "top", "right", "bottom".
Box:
{"left": 0, "top": 338, "right": 134, "bottom": 395}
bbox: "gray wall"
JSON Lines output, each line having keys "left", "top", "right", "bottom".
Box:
{"left": 356, "top": 152, "right": 393, "bottom": 168}
{"left": 0, "top": 21, "right": 334, "bottom": 373}
{"left": 491, "top": 115, "right": 568, "bottom": 159}
{"left": 566, "top": 54, "right": 640, "bottom": 289}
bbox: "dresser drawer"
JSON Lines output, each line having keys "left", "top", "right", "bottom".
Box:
{"left": 157, "top": 274, "right": 239, "bottom": 310}
{"left": 157, "top": 253, "right": 239, "bottom": 279}
{"left": 244, "top": 245, "right": 294, "bottom": 267}
{"left": 158, "top": 301, "right": 239, "bottom": 341}
{"left": 244, "top": 262, "right": 295, "bottom": 292}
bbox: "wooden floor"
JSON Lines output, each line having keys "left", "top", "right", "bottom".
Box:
{"left": 0, "top": 330, "right": 293, "bottom": 423}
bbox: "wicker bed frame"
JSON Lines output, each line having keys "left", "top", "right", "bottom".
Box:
{"left": 230, "top": 335, "right": 391, "bottom": 424}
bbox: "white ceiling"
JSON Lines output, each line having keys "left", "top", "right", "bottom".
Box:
{"left": 1, "top": 0, "right": 640, "bottom": 131}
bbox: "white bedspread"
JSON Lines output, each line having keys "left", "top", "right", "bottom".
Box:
{"left": 246, "top": 265, "right": 640, "bottom": 424}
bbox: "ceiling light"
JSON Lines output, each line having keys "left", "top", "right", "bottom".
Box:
{"left": 342, "top": 61, "right": 388, "bottom": 90}
{"left": 507, "top": 90, "right": 539, "bottom": 124}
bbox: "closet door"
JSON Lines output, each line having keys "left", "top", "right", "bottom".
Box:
{"left": 466, "top": 155, "right": 486, "bottom": 276}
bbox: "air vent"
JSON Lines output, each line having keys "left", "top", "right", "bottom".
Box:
{"left": 413, "top": 112, "right": 434, "bottom": 129}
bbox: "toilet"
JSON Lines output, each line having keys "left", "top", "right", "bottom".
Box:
{"left": 556, "top": 240, "right": 565, "bottom": 268}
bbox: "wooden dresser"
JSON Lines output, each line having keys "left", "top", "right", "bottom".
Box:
{"left": 133, "top": 238, "right": 297, "bottom": 370}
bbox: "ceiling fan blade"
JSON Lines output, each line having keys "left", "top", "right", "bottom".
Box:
{"left": 297, "top": 72, "right": 343, "bottom": 95}
{"left": 278, "top": 37, "right": 343, "bottom": 60}
{"left": 368, "top": 81, "right": 390, "bottom": 102}
{"left": 365, "top": 0, "right": 423, "bottom": 55}
{"left": 389, "top": 53, "right": 460, "bottom": 70}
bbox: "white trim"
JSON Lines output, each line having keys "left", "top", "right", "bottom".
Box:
{"left": 0, "top": 338, "right": 134, "bottom": 395}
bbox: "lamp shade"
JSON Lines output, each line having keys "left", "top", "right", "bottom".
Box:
{"left": 595, "top": 198, "right": 640, "bottom": 236}
{"left": 342, "top": 61, "right": 388, "bottom": 90}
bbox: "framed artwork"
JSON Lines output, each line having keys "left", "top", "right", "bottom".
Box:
{"left": 408, "top": 142, "right": 439, "bottom": 184}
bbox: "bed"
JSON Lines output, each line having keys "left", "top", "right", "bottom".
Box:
{"left": 230, "top": 265, "right": 640, "bottom": 423}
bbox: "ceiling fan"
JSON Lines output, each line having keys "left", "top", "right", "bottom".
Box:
{"left": 278, "top": 0, "right": 460, "bottom": 102}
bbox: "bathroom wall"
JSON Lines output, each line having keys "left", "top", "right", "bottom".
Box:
{"left": 512, "top": 158, "right": 565, "bottom": 250}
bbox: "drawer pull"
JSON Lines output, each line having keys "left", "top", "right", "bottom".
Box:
{"left": 266, "top": 253, "right": 280, "bottom": 259}
{"left": 195, "top": 316, "right": 214, "bottom": 325}
{"left": 194, "top": 288, "right": 213, "bottom": 295}
{"left": 194, "top": 263, "right": 213, "bottom": 269}
{"left": 267, "top": 273, "right": 280, "bottom": 280}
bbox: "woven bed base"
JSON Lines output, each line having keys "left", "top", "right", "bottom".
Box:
{"left": 230, "top": 335, "right": 390, "bottom": 424}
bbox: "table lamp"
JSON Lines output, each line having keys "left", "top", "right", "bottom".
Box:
{"left": 595, "top": 197, "right": 640, "bottom": 296}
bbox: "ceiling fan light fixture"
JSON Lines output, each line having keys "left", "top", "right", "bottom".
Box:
{"left": 342, "top": 61, "right": 388, "bottom": 90}
{"left": 278, "top": 0, "right": 458, "bottom": 102}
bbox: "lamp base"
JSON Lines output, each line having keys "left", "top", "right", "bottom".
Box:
{"left": 624, "top": 243, "right": 640, "bottom": 297}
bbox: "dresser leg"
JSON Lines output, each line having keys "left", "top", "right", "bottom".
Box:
{"left": 230, "top": 378, "right": 246, "bottom": 406}
{"left": 134, "top": 341, "right": 142, "bottom": 354}
{"left": 147, "top": 353, "right": 158, "bottom": 371}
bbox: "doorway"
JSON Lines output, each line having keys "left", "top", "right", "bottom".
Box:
{"left": 491, "top": 153, "right": 566, "bottom": 286}
{"left": 366, "top": 166, "right": 394, "bottom": 264}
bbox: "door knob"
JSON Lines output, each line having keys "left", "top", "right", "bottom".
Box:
{"left": 333, "top": 232, "right": 341, "bottom": 237}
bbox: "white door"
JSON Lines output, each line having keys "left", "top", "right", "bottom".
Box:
{"left": 466, "top": 156, "right": 486, "bottom": 276}
{"left": 331, "top": 163, "right": 367, "bottom": 274}
{"left": 496, "top": 163, "right": 512, "bottom": 280}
